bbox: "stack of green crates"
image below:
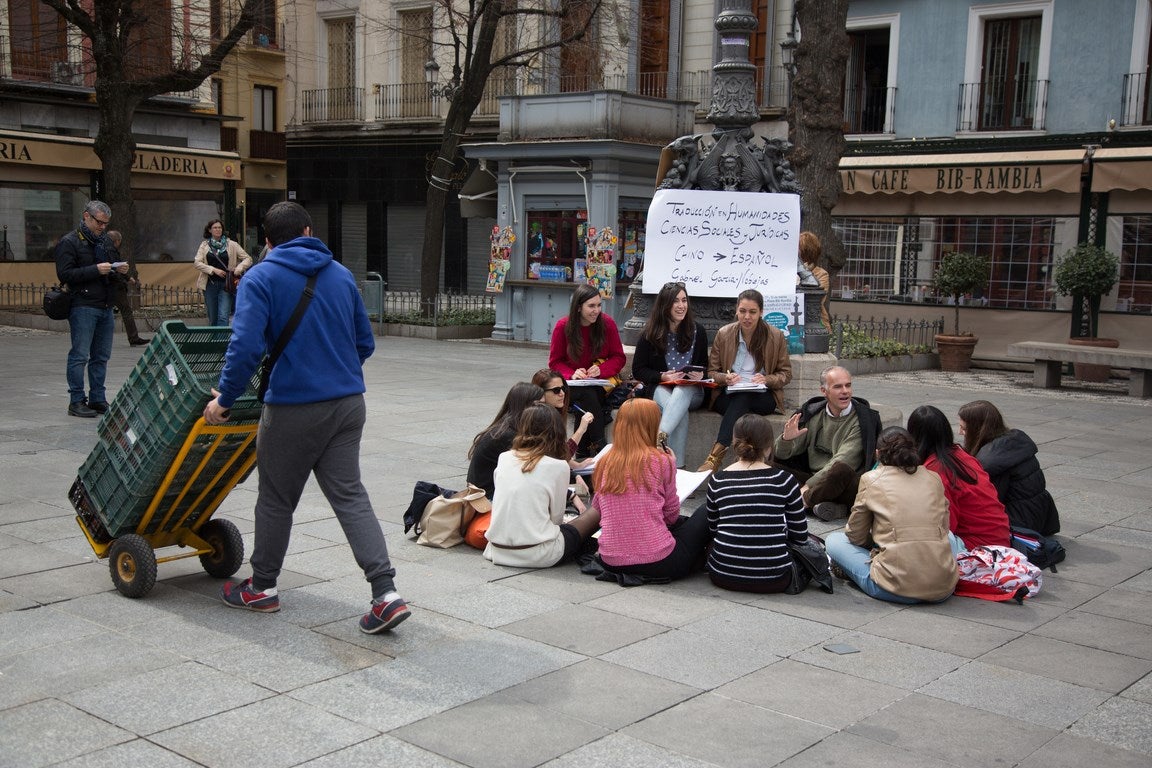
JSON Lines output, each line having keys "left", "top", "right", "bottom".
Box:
{"left": 71, "top": 321, "right": 261, "bottom": 541}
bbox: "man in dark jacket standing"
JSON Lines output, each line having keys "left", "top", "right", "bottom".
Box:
{"left": 772, "top": 365, "right": 882, "bottom": 521}
{"left": 55, "top": 201, "right": 127, "bottom": 417}
{"left": 203, "top": 202, "right": 409, "bottom": 634}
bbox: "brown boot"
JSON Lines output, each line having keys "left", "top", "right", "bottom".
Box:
{"left": 697, "top": 443, "right": 727, "bottom": 472}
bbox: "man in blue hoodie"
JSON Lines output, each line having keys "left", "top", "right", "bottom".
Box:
{"left": 204, "top": 202, "right": 409, "bottom": 634}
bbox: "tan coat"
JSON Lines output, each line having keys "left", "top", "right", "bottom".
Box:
{"left": 193, "top": 239, "right": 252, "bottom": 291}
{"left": 845, "top": 465, "right": 959, "bottom": 601}
{"left": 705, "top": 322, "right": 792, "bottom": 410}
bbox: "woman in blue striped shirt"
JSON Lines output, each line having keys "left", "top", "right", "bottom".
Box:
{"left": 705, "top": 414, "right": 809, "bottom": 593}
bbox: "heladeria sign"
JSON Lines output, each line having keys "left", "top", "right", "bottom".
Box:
{"left": 642, "top": 188, "right": 800, "bottom": 299}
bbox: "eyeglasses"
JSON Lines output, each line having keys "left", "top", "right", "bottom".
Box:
{"left": 87, "top": 215, "right": 110, "bottom": 226}
{"left": 545, "top": 386, "right": 565, "bottom": 395}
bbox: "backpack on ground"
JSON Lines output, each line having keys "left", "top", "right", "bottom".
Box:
{"left": 1009, "top": 526, "right": 1066, "bottom": 572}
{"left": 954, "top": 545, "right": 1042, "bottom": 604}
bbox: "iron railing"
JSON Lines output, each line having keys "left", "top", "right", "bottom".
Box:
{"left": 357, "top": 64, "right": 791, "bottom": 123}
{"left": 0, "top": 282, "right": 202, "bottom": 313}
{"left": 843, "top": 85, "right": 896, "bottom": 134}
{"left": 370, "top": 289, "right": 496, "bottom": 326}
{"left": 957, "top": 78, "right": 1048, "bottom": 132}
{"left": 249, "top": 129, "right": 286, "bottom": 160}
{"left": 1121, "top": 70, "right": 1151, "bottom": 127}
{"left": 301, "top": 87, "right": 365, "bottom": 123}
{"left": 831, "top": 315, "right": 944, "bottom": 358}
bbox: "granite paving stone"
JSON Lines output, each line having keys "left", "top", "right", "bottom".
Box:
{"left": 714, "top": 658, "right": 909, "bottom": 729}
{"left": 600, "top": 625, "right": 782, "bottom": 689}
{"left": 846, "top": 693, "right": 1057, "bottom": 766}
{"left": 500, "top": 603, "right": 669, "bottom": 656}
{"left": 1069, "top": 697, "right": 1152, "bottom": 755}
{"left": 541, "top": 733, "right": 717, "bottom": 767}
{"left": 789, "top": 630, "right": 966, "bottom": 690}
{"left": 774, "top": 731, "right": 960, "bottom": 768}
{"left": 49, "top": 739, "right": 204, "bottom": 768}
{"left": 0, "top": 698, "right": 133, "bottom": 768}
{"left": 1032, "top": 610, "right": 1152, "bottom": 659}
{"left": 620, "top": 692, "right": 833, "bottom": 768}
{"left": 1121, "top": 671, "right": 1152, "bottom": 704}
{"left": 149, "top": 695, "right": 379, "bottom": 768}
{"left": 297, "top": 734, "right": 468, "bottom": 766}
{"left": 393, "top": 692, "right": 610, "bottom": 768}
{"left": 584, "top": 581, "right": 744, "bottom": 627}
{"left": 1078, "top": 586, "right": 1152, "bottom": 625}
{"left": 920, "top": 660, "right": 1112, "bottom": 729}
{"left": 978, "top": 634, "right": 1152, "bottom": 693}
{"left": 857, "top": 607, "right": 1022, "bottom": 658}
{"left": 503, "top": 658, "right": 701, "bottom": 730}
{"left": 1015, "top": 732, "right": 1152, "bottom": 768}
{"left": 64, "top": 661, "right": 272, "bottom": 735}
{"left": 677, "top": 603, "right": 840, "bottom": 657}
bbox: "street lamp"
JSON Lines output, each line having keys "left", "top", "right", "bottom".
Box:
{"left": 424, "top": 59, "right": 460, "bottom": 100}
{"left": 780, "top": 31, "right": 798, "bottom": 80}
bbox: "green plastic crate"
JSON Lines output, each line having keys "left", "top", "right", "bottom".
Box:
{"left": 74, "top": 321, "right": 261, "bottom": 537}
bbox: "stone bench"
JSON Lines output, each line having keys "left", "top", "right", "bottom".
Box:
{"left": 1006, "top": 341, "right": 1152, "bottom": 398}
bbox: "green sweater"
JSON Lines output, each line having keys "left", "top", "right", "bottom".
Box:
{"left": 774, "top": 407, "right": 863, "bottom": 487}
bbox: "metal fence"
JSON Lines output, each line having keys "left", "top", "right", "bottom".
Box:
{"left": 366, "top": 289, "right": 496, "bottom": 327}
{"left": 831, "top": 314, "right": 944, "bottom": 358}
{"left": 0, "top": 282, "right": 202, "bottom": 312}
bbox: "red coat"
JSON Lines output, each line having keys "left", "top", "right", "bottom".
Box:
{"left": 548, "top": 314, "right": 626, "bottom": 380}
{"left": 925, "top": 447, "right": 1010, "bottom": 549}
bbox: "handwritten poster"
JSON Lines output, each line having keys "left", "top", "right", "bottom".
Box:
{"left": 642, "top": 189, "right": 800, "bottom": 299}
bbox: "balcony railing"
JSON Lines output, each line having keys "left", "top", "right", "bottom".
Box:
{"left": 1121, "top": 70, "right": 1151, "bottom": 127}
{"left": 249, "top": 129, "right": 286, "bottom": 159}
{"left": 957, "top": 78, "right": 1048, "bottom": 132}
{"left": 219, "top": 126, "right": 239, "bottom": 152}
{"left": 843, "top": 85, "right": 896, "bottom": 134}
{"left": 302, "top": 87, "right": 365, "bottom": 123}
{"left": 305, "top": 65, "right": 790, "bottom": 125}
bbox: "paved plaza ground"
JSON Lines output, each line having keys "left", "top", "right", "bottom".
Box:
{"left": 1, "top": 326, "right": 1151, "bottom": 768}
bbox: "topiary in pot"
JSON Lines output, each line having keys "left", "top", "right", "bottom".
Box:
{"left": 931, "top": 251, "right": 990, "bottom": 372}
{"left": 1053, "top": 243, "right": 1119, "bottom": 339}
{"left": 1053, "top": 243, "right": 1120, "bottom": 381}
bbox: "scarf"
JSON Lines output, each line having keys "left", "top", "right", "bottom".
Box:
{"left": 78, "top": 222, "right": 109, "bottom": 264}
{"left": 206, "top": 235, "right": 229, "bottom": 271}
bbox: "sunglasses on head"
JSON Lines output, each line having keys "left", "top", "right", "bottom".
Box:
{"left": 663, "top": 281, "right": 685, "bottom": 290}
{"left": 545, "top": 386, "right": 565, "bottom": 394}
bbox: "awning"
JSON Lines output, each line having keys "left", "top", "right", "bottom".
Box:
{"left": 1090, "top": 146, "right": 1152, "bottom": 192}
{"left": 458, "top": 163, "right": 497, "bottom": 219}
{"left": 840, "top": 149, "right": 1086, "bottom": 195}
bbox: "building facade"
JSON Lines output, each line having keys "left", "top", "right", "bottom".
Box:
{"left": 834, "top": 0, "right": 1152, "bottom": 327}
{"left": 0, "top": 0, "right": 285, "bottom": 276}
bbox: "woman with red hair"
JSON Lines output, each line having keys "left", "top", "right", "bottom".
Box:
{"left": 592, "top": 399, "right": 711, "bottom": 580}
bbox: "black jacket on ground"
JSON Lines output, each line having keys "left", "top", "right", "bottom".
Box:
{"left": 975, "top": 429, "right": 1060, "bottom": 535}
{"left": 55, "top": 230, "right": 112, "bottom": 309}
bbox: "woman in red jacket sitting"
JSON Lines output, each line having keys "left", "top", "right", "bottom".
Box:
{"left": 548, "top": 284, "right": 626, "bottom": 458}
{"left": 907, "top": 405, "right": 1009, "bottom": 551}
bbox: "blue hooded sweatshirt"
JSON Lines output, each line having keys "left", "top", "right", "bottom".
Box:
{"left": 215, "top": 236, "right": 374, "bottom": 408}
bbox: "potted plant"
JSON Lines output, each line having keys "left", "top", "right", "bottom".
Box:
{"left": 932, "top": 250, "right": 990, "bottom": 372}
{"left": 1053, "top": 243, "right": 1120, "bottom": 381}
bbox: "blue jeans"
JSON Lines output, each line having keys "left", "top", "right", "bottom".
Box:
{"left": 652, "top": 384, "right": 704, "bottom": 467}
{"left": 204, "top": 282, "right": 232, "bottom": 326}
{"left": 825, "top": 531, "right": 926, "bottom": 605}
{"left": 67, "top": 305, "right": 114, "bottom": 404}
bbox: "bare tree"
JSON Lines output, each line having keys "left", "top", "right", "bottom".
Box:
{"left": 787, "top": 0, "right": 850, "bottom": 274}
{"left": 35, "top": 0, "right": 264, "bottom": 266}
{"left": 418, "top": 0, "right": 604, "bottom": 311}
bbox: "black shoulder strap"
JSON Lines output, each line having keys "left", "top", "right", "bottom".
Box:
{"left": 266, "top": 272, "right": 319, "bottom": 371}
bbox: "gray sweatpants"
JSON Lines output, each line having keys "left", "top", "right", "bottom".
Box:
{"left": 249, "top": 394, "right": 397, "bottom": 600}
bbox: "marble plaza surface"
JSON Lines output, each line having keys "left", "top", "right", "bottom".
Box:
{"left": 1, "top": 326, "right": 1150, "bottom": 768}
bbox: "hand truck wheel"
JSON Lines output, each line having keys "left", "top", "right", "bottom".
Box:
{"left": 108, "top": 534, "right": 158, "bottom": 598}
{"left": 198, "top": 518, "right": 244, "bottom": 578}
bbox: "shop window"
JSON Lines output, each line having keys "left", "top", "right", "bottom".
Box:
{"left": 832, "top": 218, "right": 902, "bottom": 299}
{"left": 1119, "top": 216, "right": 1152, "bottom": 313}
{"left": 525, "top": 210, "right": 587, "bottom": 281}
{"left": 936, "top": 216, "right": 1056, "bottom": 308}
{"left": 8, "top": 2, "right": 68, "bottom": 81}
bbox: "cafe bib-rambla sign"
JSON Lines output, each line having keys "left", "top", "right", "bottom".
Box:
{"left": 839, "top": 161, "right": 1081, "bottom": 195}
{"left": 643, "top": 188, "right": 800, "bottom": 299}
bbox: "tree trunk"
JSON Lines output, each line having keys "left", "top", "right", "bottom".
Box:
{"left": 789, "top": 0, "right": 850, "bottom": 273}
{"left": 92, "top": 85, "right": 144, "bottom": 268}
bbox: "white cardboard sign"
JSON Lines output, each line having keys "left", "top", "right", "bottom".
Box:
{"left": 642, "top": 188, "right": 801, "bottom": 298}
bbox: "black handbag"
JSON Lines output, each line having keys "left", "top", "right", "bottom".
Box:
{"left": 44, "top": 285, "right": 72, "bottom": 320}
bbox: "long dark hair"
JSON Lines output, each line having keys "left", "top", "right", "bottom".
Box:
{"left": 564, "top": 284, "right": 604, "bottom": 363}
{"left": 736, "top": 289, "right": 772, "bottom": 373}
{"left": 468, "top": 382, "right": 544, "bottom": 459}
{"left": 958, "top": 400, "right": 1008, "bottom": 456}
{"left": 642, "top": 281, "right": 696, "bottom": 355}
{"left": 907, "top": 405, "right": 976, "bottom": 485}
{"left": 876, "top": 426, "right": 920, "bottom": 474}
{"left": 512, "top": 403, "right": 570, "bottom": 472}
